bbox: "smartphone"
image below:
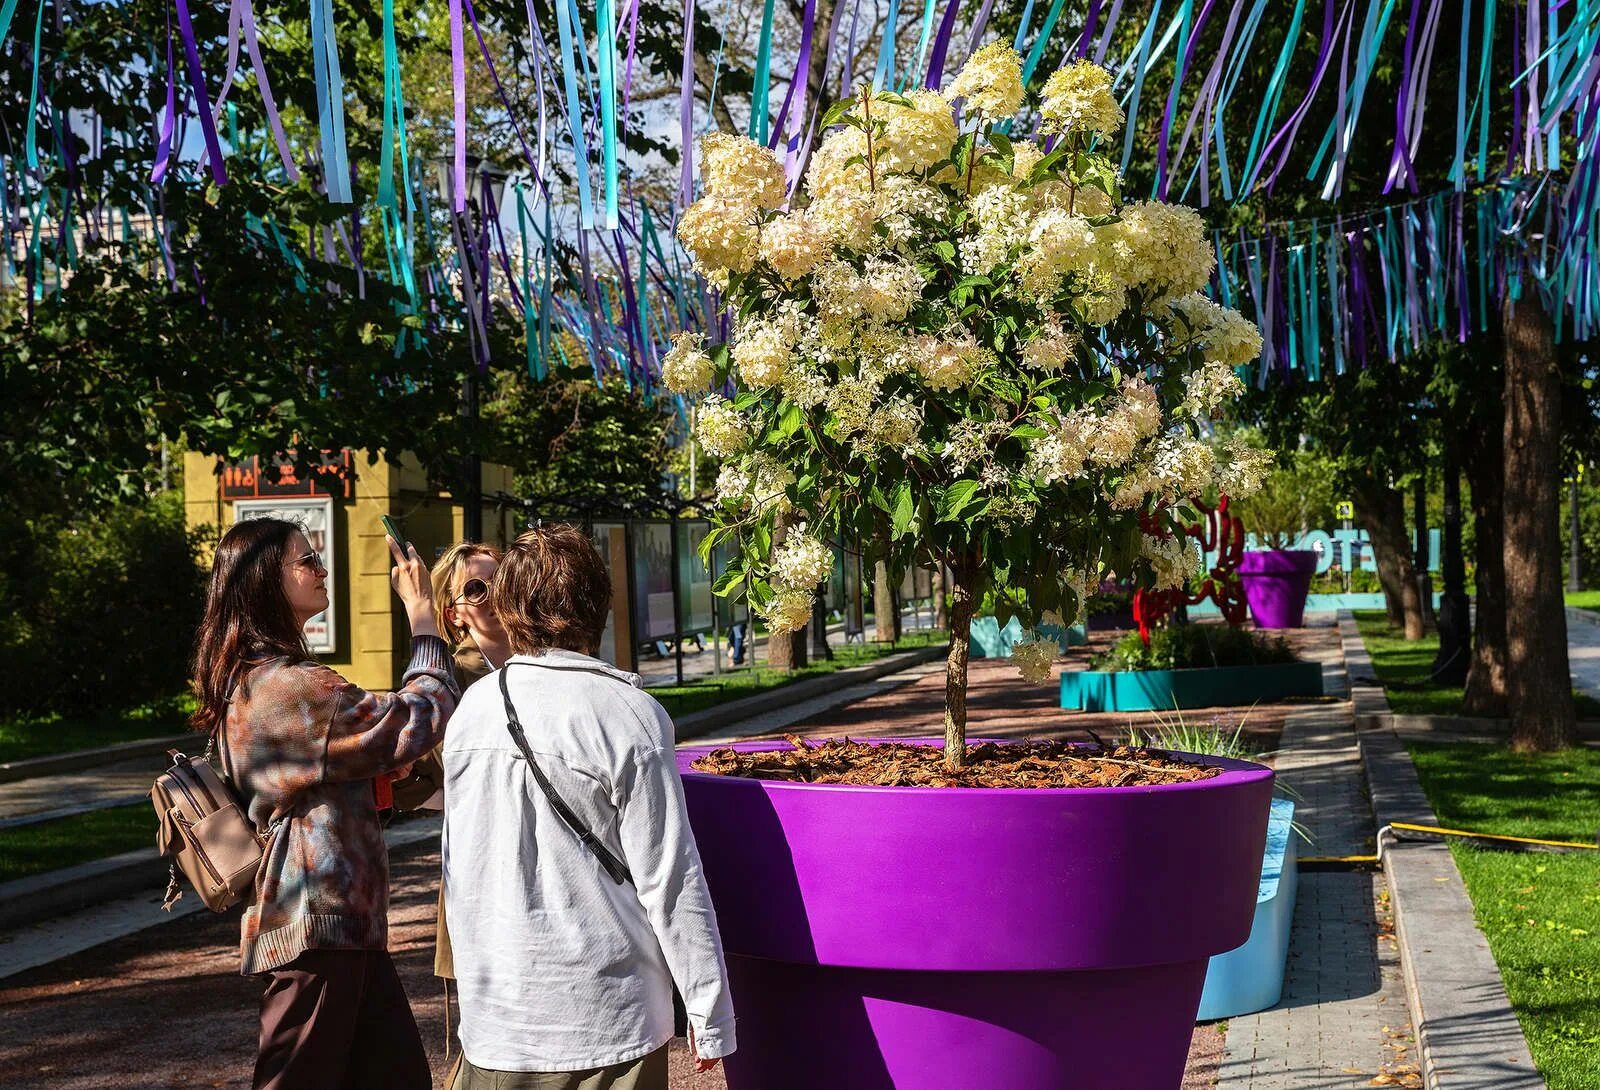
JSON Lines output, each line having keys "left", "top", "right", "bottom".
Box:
{"left": 380, "top": 515, "right": 409, "bottom": 553}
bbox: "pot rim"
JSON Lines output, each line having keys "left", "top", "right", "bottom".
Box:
{"left": 677, "top": 737, "right": 1272, "bottom": 797}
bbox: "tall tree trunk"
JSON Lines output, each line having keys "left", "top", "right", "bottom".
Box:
{"left": 1464, "top": 414, "right": 1509, "bottom": 715}
{"left": 1354, "top": 479, "right": 1425, "bottom": 639}
{"left": 943, "top": 553, "right": 980, "bottom": 772}
{"left": 874, "top": 559, "right": 897, "bottom": 643}
{"left": 1502, "top": 294, "right": 1576, "bottom": 751}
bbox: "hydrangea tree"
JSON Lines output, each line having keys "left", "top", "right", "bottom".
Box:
{"left": 670, "top": 46, "right": 1270, "bottom": 771}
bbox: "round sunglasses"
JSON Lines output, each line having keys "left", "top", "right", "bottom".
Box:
{"left": 453, "top": 577, "right": 490, "bottom": 606}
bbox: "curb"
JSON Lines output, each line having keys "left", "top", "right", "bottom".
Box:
{"left": 0, "top": 735, "right": 192, "bottom": 784}
{"left": 0, "top": 848, "right": 164, "bottom": 932}
{"left": 0, "top": 815, "right": 446, "bottom": 936}
{"left": 1564, "top": 606, "right": 1600, "bottom": 628}
{"left": 672, "top": 643, "right": 948, "bottom": 742}
{"left": 1337, "top": 613, "right": 1545, "bottom": 1089}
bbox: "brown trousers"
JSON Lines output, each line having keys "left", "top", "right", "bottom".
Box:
{"left": 447, "top": 1046, "right": 669, "bottom": 1090}
{"left": 254, "top": 948, "right": 431, "bottom": 1090}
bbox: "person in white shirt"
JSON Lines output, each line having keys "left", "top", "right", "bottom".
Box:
{"left": 441, "top": 523, "right": 736, "bottom": 1090}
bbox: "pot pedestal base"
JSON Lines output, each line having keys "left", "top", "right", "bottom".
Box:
{"left": 721, "top": 955, "right": 1207, "bottom": 1090}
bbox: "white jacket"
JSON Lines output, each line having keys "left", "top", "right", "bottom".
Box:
{"left": 441, "top": 649, "right": 736, "bottom": 1071}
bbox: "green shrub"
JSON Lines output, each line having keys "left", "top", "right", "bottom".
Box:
{"left": 0, "top": 491, "right": 205, "bottom": 717}
{"left": 1090, "top": 623, "right": 1297, "bottom": 672}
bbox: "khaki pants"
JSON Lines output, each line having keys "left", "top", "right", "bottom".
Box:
{"left": 447, "top": 1046, "right": 668, "bottom": 1090}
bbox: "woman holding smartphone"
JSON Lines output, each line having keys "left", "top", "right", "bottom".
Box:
{"left": 191, "top": 517, "right": 458, "bottom": 1090}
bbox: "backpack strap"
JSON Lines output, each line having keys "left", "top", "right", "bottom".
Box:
{"left": 498, "top": 665, "right": 632, "bottom": 886}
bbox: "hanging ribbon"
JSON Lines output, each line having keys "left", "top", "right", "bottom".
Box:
{"left": 310, "top": 0, "right": 351, "bottom": 203}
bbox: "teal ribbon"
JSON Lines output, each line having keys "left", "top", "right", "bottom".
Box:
{"left": 1237, "top": 0, "right": 1307, "bottom": 196}
{"left": 310, "top": 0, "right": 351, "bottom": 203}
{"left": 597, "top": 0, "right": 619, "bottom": 228}
{"left": 553, "top": 0, "right": 596, "bottom": 227}
{"left": 1212, "top": 0, "right": 1271, "bottom": 199}
{"left": 1021, "top": 0, "right": 1070, "bottom": 85}
{"left": 874, "top": 0, "right": 900, "bottom": 89}
{"left": 749, "top": 0, "right": 775, "bottom": 141}
{"left": 24, "top": 0, "right": 45, "bottom": 171}
{"left": 906, "top": 0, "right": 940, "bottom": 89}
{"left": 1118, "top": 0, "right": 1165, "bottom": 174}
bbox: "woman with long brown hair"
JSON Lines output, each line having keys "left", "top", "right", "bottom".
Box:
{"left": 192, "top": 517, "right": 458, "bottom": 1090}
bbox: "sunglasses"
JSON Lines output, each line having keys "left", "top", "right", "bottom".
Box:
{"left": 292, "top": 551, "right": 328, "bottom": 577}
{"left": 453, "top": 578, "right": 490, "bottom": 606}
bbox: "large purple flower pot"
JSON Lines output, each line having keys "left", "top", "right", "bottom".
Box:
{"left": 678, "top": 740, "right": 1273, "bottom": 1090}
{"left": 1238, "top": 549, "right": 1319, "bottom": 629}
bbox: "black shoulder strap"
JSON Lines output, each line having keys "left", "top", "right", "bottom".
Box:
{"left": 498, "top": 665, "right": 632, "bottom": 886}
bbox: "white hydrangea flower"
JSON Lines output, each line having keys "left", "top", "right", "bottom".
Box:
{"left": 1039, "top": 60, "right": 1125, "bottom": 137}
{"left": 1100, "top": 200, "right": 1216, "bottom": 299}
{"left": 1166, "top": 292, "right": 1264, "bottom": 366}
{"left": 677, "top": 194, "right": 760, "bottom": 280}
{"left": 1119, "top": 374, "right": 1165, "bottom": 439}
{"left": 760, "top": 210, "right": 830, "bottom": 281}
{"left": 866, "top": 396, "right": 923, "bottom": 451}
{"left": 660, "top": 331, "right": 714, "bottom": 393}
{"left": 1027, "top": 412, "right": 1092, "bottom": 484}
{"left": 946, "top": 42, "right": 1025, "bottom": 118}
{"left": 757, "top": 585, "right": 815, "bottom": 634}
{"left": 1179, "top": 359, "right": 1247, "bottom": 419}
{"left": 1018, "top": 209, "right": 1098, "bottom": 297}
{"left": 1020, "top": 321, "right": 1080, "bottom": 371}
{"left": 859, "top": 256, "right": 926, "bottom": 323}
{"left": 695, "top": 395, "right": 752, "bottom": 459}
{"left": 732, "top": 316, "right": 794, "bottom": 388}
{"left": 826, "top": 375, "right": 879, "bottom": 437}
{"left": 807, "top": 189, "right": 876, "bottom": 251}
{"left": 805, "top": 126, "right": 871, "bottom": 197}
{"left": 875, "top": 175, "right": 949, "bottom": 246}
{"left": 1214, "top": 436, "right": 1275, "bottom": 499}
{"left": 876, "top": 90, "right": 961, "bottom": 173}
{"left": 781, "top": 363, "right": 831, "bottom": 409}
{"left": 772, "top": 528, "right": 835, "bottom": 590}
{"left": 1010, "top": 636, "right": 1057, "bottom": 684}
{"left": 915, "top": 333, "right": 984, "bottom": 391}
{"left": 1077, "top": 267, "right": 1129, "bottom": 326}
{"left": 1140, "top": 532, "right": 1202, "bottom": 590}
{"left": 700, "top": 131, "right": 788, "bottom": 210}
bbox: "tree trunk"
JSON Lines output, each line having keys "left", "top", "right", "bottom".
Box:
{"left": 1354, "top": 480, "right": 1425, "bottom": 639}
{"left": 1502, "top": 293, "right": 1576, "bottom": 751}
{"left": 933, "top": 565, "right": 949, "bottom": 630}
{"left": 766, "top": 517, "right": 808, "bottom": 672}
{"left": 1463, "top": 415, "right": 1509, "bottom": 715}
{"left": 874, "top": 559, "right": 897, "bottom": 643}
{"left": 1432, "top": 447, "right": 1471, "bottom": 686}
{"left": 943, "top": 554, "right": 980, "bottom": 772}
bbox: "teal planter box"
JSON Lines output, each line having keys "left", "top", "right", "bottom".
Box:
{"left": 970, "top": 616, "right": 1087, "bottom": 658}
{"left": 1197, "top": 797, "right": 1299, "bottom": 1020}
{"left": 1059, "top": 661, "right": 1323, "bottom": 711}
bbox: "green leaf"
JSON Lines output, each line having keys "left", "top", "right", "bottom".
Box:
{"left": 820, "top": 99, "right": 857, "bottom": 131}
{"left": 939, "top": 479, "right": 981, "bottom": 521}
{"left": 711, "top": 562, "right": 746, "bottom": 596}
{"left": 891, "top": 480, "right": 915, "bottom": 538}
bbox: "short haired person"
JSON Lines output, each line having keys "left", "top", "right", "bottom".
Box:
{"left": 191, "top": 518, "right": 458, "bottom": 1090}
{"left": 441, "top": 524, "right": 736, "bottom": 1088}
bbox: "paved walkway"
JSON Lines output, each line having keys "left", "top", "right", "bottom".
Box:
{"left": 1563, "top": 608, "right": 1600, "bottom": 700}
{"left": 0, "top": 756, "right": 161, "bottom": 828}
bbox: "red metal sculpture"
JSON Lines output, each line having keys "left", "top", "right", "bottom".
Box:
{"left": 1132, "top": 495, "right": 1246, "bottom": 643}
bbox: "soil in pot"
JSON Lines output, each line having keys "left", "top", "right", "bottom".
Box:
{"left": 689, "top": 736, "right": 1223, "bottom": 788}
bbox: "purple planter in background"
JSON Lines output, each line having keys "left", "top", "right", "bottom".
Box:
{"left": 679, "top": 740, "right": 1273, "bottom": 1090}
{"left": 1238, "top": 549, "right": 1320, "bottom": 629}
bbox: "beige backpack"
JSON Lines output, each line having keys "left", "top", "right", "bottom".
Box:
{"left": 151, "top": 744, "right": 272, "bottom": 912}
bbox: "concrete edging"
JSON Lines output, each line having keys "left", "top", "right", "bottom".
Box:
{"left": 0, "top": 735, "right": 192, "bottom": 784}
{"left": 672, "top": 642, "right": 947, "bottom": 741}
{"left": 1337, "top": 613, "right": 1545, "bottom": 1089}
{"left": 1564, "top": 606, "right": 1600, "bottom": 628}
{"left": 0, "top": 848, "right": 165, "bottom": 933}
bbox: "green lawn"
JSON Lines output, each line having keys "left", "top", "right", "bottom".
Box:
{"left": 0, "top": 694, "right": 194, "bottom": 764}
{"left": 0, "top": 804, "right": 156, "bottom": 884}
{"left": 1408, "top": 744, "right": 1600, "bottom": 1090}
{"left": 648, "top": 631, "right": 945, "bottom": 718}
{"left": 1565, "top": 590, "right": 1600, "bottom": 612}
{"left": 1354, "top": 612, "right": 1600, "bottom": 718}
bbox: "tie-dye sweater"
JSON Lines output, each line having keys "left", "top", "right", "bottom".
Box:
{"left": 220, "top": 636, "right": 459, "bottom": 975}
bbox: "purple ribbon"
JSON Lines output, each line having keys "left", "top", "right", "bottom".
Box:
{"left": 150, "top": 12, "right": 177, "bottom": 184}
{"left": 924, "top": 0, "right": 964, "bottom": 89}
{"left": 451, "top": 0, "right": 467, "bottom": 212}
{"left": 679, "top": 0, "right": 695, "bottom": 205}
{"left": 173, "top": 0, "right": 227, "bottom": 184}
